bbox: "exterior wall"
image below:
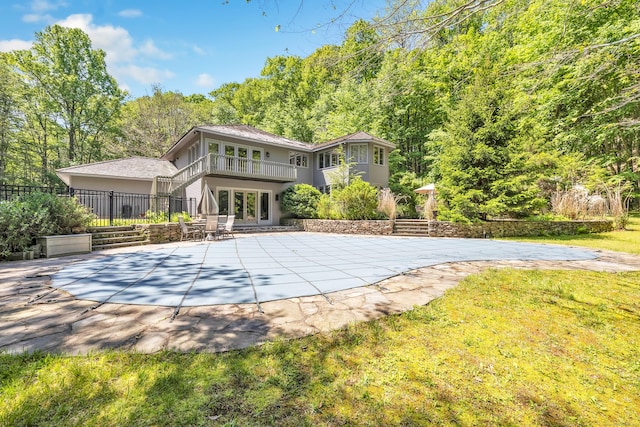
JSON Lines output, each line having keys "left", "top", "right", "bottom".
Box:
{"left": 367, "top": 148, "right": 389, "bottom": 188}
{"left": 312, "top": 142, "right": 390, "bottom": 189}
{"left": 68, "top": 175, "right": 153, "bottom": 194}
{"left": 185, "top": 180, "right": 201, "bottom": 216}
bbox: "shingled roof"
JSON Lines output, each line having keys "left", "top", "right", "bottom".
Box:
{"left": 56, "top": 157, "right": 178, "bottom": 185}
{"left": 162, "top": 124, "right": 312, "bottom": 160}
{"left": 312, "top": 131, "right": 396, "bottom": 150}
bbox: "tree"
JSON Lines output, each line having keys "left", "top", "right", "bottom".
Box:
{"left": 118, "top": 85, "right": 212, "bottom": 158}
{"left": 0, "top": 54, "right": 22, "bottom": 184}
{"left": 434, "top": 69, "right": 546, "bottom": 221}
{"left": 12, "top": 25, "right": 124, "bottom": 164}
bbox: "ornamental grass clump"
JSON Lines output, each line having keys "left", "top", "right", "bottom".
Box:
{"left": 377, "top": 188, "right": 405, "bottom": 220}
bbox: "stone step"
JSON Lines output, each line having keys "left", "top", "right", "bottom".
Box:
{"left": 91, "top": 230, "right": 142, "bottom": 239}
{"left": 92, "top": 235, "right": 148, "bottom": 245}
{"left": 88, "top": 226, "right": 136, "bottom": 233}
{"left": 92, "top": 240, "right": 150, "bottom": 251}
{"left": 393, "top": 219, "right": 431, "bottom": 236}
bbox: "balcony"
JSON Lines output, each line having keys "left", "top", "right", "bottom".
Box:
{"left": 153, "top": 153, "right": 297, "bottom": 195}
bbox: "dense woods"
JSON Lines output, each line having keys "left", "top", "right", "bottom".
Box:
{"left": 1, "top": 0, "right": 638, "bottom": 220}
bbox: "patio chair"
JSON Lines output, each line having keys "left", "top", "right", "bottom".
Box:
{"left": 178, "top": 215, "right": 203, "bottom": 241}
{"left": 219, "top": 215, "right": 235, "bottom": 239}
{"left": 204, "top": 214, "right": 219, "bottom": 240}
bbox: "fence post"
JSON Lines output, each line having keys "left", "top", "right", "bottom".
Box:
{"left": 168, "top": 195, "right": 172, "bottom": 221}
{"left": 69, "top": 187, "right": 75, "bottom": 197}
{"left": 109, "top": 190, "right": 114, "bottom": 226}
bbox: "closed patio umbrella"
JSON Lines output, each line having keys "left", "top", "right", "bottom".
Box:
{"left": 197, "top": 182, "right": 219, "bottom": 215}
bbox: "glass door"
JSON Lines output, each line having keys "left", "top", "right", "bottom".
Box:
{"left": 233, "top": 191, "right": 258, "bottom": 224}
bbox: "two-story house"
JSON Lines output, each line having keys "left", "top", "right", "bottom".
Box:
{"left": 56, "top": 125, "right": 395, "bottom": 226}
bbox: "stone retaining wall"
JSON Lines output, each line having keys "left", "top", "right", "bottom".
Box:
{"left": 283, "top": 219, "right": 394, "bottom": 235}
{"left": 135, "top": 223, "right": 182, "bottom": 244}
{"left": 283, "top": 218, "right": 613, "bottom": 238}
{"left": 137, "top": 219, "right": 613, "bottom": 241}
{"left": 423, "top": 219, "right": 613, "bottom": 238}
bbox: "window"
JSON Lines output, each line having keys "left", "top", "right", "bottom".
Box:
{"left": 373, "top": 146, "right": 385, "bottom": 166}
{"left": 318, "top": 150, "right": 339, "bottom": 169}
{"left": 289, "top": 152, "right": 308, "bottom": 168}
{"left": 206, "top": 138, "right": 219, "bottom": 155}
{"left": 218, "top": 190, "right": 229, "bottom": 215}
{"left": 350, "top": 144, "right": 368, "bottom": 163}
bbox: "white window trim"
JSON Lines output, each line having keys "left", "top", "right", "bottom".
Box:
{"left": 318, "top": 150, "right": 339, "bottom": 169}
{"left": 373, "top": 145, "right": 385, "bottom": 166}
{"left": 215, "top": 187, "right": 272, "bottom": 225}
{"left": 289, "top": 151, "right": 309, "bottom": 168}
{"left": 350, "top": 143, "right": 368, "bottom": 164}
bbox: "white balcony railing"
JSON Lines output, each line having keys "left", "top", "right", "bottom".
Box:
{"left": 153, "top": 153, "right": 297, "bottom": 195}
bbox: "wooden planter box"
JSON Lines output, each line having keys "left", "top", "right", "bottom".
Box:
{"left": 37, "top": 234, "right": 92, "bottom": 258}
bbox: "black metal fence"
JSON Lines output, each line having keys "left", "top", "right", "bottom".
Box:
{"left": 1, "top": 184, "right": 196, "bottom": 227}
{"left": 0, "top": 184, "right": 67, "bottom": 201}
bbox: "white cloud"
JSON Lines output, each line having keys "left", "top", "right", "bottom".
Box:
{"left": 195, "top": 73, "right": 216, "bottom": 88}
{"left": 118, "top": 9, "right": 142, "bottom": 18}
{"left": 57, "top": 14, "right": 137, "bottom": 63}
{"left": 112, "top": 64, "right": 175, "bottom": 85}
{"left": 30, "top": 0, "right": 68, "bottom": 12}
{"left": 192, "top": 45, "right": 206, "bottom": 56}
{"left": 139, "top": 39, "right": 172, "bottom": 60}
{"left": 22, "top": 13, "right": 55, "bottom": 23}
{"left": 0, "top": 39, "right": 33, "bottom": 52}
{"left": 56, "top": 14, "right": 172, "bottom": 64}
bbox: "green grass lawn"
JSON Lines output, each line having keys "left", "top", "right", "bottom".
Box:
{"left": 2, "top": 217, "right": 640, "bottom": 426}
{"left": 503, "top": 213, "right": 640, "bottom": 256}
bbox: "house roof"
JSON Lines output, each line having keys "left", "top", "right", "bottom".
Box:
{"left": 162, "top": 124, "right": 312, "bottom": 160}
{"left": 162, "top": 125, "right": 396, "bottom": 160}
{"left": 56, "top": 157, "right": 178, "bottom": 185}
{"left": 312, "top": 131, "right": 396, "bottom": 151}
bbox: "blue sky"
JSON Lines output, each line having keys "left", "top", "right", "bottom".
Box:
{"left": 0, "top": 0, "right": 387, "bottom": 99}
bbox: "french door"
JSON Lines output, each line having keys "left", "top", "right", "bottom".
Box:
{"left": 234, "top": 191, "right": 258, "bottom": 224}
{"left": 218, "top": 188, "right": 270, "bottom": 225}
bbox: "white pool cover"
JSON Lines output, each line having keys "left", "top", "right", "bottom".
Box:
{"left": 52, "top": 234, "right": 597, "bottom": 307}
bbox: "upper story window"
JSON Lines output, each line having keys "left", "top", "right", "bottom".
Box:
{"left": 188, "top": 142, "right": 201, "bottom": 164}
{"left": 289, "top": 151, "right": 308, "bottom": 168}
{"left": 318, "top": 150, "right": 339, "bottom": 169}
{"left": 350, "top": 144, "right": 368, "bottom": 164}
{"left": 373, "top": 146, "right": 385, "bottom": 166}
{"left": 207, "top": 138, "right": 220, "bottom": 155}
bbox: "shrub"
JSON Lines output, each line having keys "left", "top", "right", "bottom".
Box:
{"left": 333, "top": 178, "right": 379, "bottom": 220}
{"left": 280, "top": 184, "right": 321, "bottom": 218}
{"left": 316, "top": 194, "right": 337, "bottom": 219}
{"left": 0, "top": 192, "right": 94, "bottom": 258}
